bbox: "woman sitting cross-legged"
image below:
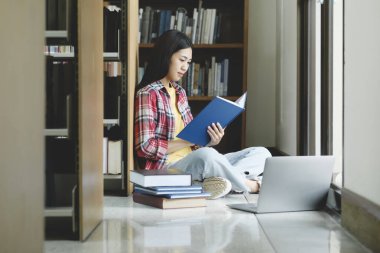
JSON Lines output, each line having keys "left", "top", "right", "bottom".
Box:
{"left": 134, "top": 30, "right": 272, "bottom": 199}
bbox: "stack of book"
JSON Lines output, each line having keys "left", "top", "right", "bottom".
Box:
{"left": 130, "top": 168, "right": 211, "bottom": 209}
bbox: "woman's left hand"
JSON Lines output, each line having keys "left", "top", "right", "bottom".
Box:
{"left": 206, "top": 122, "right": 224, "bottom": 147}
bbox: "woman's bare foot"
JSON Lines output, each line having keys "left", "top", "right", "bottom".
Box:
{"left": 244, "top": 179, "right": 260, "bottom": 193}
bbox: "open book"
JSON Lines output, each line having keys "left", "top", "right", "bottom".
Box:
{"left": 177, "top": 92, "right": 247, "bottom": 146}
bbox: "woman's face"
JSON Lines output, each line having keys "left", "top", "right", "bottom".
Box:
{"left": 166, "top": 47, "right": 192, "bottom": 82}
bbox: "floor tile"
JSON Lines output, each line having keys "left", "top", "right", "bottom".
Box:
{"left": 45, "top": 194, "right": 371, "bottom": 253}
{"left": 256, "top": 211, "right": 371, "bottom": 253}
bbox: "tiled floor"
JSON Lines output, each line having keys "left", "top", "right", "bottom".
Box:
{"left": 45, "top": 194, "right": 371, "bottom": 253}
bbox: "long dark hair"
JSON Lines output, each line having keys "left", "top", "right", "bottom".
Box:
{"left": 137, "top": 30, "right": 193, "bottom": 90}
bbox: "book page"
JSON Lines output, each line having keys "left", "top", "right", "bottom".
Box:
{"left": 235, "top": 92, "right": 247, "bottom": 108}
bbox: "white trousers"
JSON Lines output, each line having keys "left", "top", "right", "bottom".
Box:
{"left": 169, "top": 147, "right": 272, "bottom": 192}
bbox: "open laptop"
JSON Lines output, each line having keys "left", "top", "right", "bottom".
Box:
{"left": 228, "top": 156, "right": 334, "bottom": 214}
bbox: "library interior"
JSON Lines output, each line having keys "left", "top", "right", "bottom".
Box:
{"left": 1, "top": 0, "right": 379, "bottom": 252}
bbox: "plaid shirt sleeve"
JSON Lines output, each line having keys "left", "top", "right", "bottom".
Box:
{"left": 134, "top": 90, "right": 168, "bottom": 161}
{"left": 177, "top": 87, "right": 193, "bottom": 125}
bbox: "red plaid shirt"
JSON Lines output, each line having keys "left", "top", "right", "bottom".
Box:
{"left": 134, "top": 81, "right": 193, "bottom": 170}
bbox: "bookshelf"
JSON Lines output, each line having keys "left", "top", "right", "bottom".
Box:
{"left": 102, "top": 0, "right": 129, "bottom": 194}
{"left": 44, "top": 0, "right": 103, "bottom": 241}
{"left": 136, "top": 0, "right": 248, "bottom": 155}
{"left": 44, "top": 0, "right": 77, "bottom": 239}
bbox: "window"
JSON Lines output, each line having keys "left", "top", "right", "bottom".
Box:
{"left": 298, "top": 0, "right": 343, "bottom": 188}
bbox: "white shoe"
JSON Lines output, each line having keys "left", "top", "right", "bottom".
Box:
{"left": 203, "top": 177, "right": 232, "bottom": 200}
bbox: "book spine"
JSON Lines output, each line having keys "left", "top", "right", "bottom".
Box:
{"left": 138, "top": 8, "right": 143, "bottom": 43}
{"left": 141, "top": 6, "right": 151, "bottom": 43}
{"left": 107, "top": 140, "right": 122, "bottom": 174}
{"left": 209, "top": 9, "right": 216, "bottom": 44}
{"left": 191, "top": 8, "right": 198, "bottom": 43}
{"left": 133, "top": 193, "right": 206, "bottom": 209}
{"left": 223, "top": 59, "right": 229, "bottom": 96}
{"left": 158, "top": 10, "right": 166, "bottom": 37}
{"left": 196, "top": 8, "right": 204, "bottom": 44}
{"left": 147, "top": 9, "right": 155, "bottom": 43}
{"left": 164, "top": 10, "right": 171, "bottom": 31}
{"left": 103, "top": 137, "right": 108, "bottom": 174}
{"left": 133, "top": 193, "right": 163, "bottom": 209}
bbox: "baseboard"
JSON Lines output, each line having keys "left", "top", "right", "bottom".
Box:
{"left": 342, "top": 188, "right": 380, "bottom": 253}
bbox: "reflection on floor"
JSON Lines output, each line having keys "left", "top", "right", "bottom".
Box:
{"left": 45, "top": 194, "right": 371, "bottom": 253}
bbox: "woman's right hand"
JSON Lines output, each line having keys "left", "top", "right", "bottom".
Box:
{"left": 206, "top": 122, "right": 224, "bottom": 147}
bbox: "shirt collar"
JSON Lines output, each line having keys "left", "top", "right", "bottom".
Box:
{"left": 152, "top": 80, "right": 181, "bottom": 94}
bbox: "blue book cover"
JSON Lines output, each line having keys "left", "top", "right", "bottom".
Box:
{"left": 177, "top": 93, "right": 246, "bottom": 146}
{"left": 162, "top": 192, "right": 211, "bottom": 199}
{"left": 134, "top": 186, "right": 202, "bottom": 196}
{"left": 164, "top": 10, "right": 172, "bottom": 32}
{"left": 158, "top": 10, "right": 166, "bottom": 36}
{"left": 134, "top": 191, "right": 211, "bottom": 199}
{"left": 148, "top": 185, "right": 203, "bottom": 191}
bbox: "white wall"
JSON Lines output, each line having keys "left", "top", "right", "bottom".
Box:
{"left": 246, "top": 0, "right": 276, "bottom": 147}
{"left": 344, "top": 0, "right": 380, "bottom": 205}
{"left": 275, "top": 0, "right": 298, "bottom": 155}
{"left": 247, "top": 0, "right": 297, "bottom": 155}
{"left": 247, "top": 0, "right": 380, "bottom": 206}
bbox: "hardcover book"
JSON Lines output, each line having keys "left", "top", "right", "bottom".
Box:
{"left": 132, "top": 193, "right": 207, "bottom": 209}
{"left": 144, "top": 185, "right": 203, "bottom": 191}
{"left": 134, "top": 185, "right": 211, "bottom": 199}
{"left": 107, "top": 140, "right": 122, "bottom": 174}
{"left": 136, "top": 190, "right": 211, "bottom": 199}
{"left": 134, "top": 185, "right": 201, "bottom": 195}
{"left": 130, "top": 168, "right": 192, "bottom": 187}
{"left": 177, "top": 92, "right": 246, "bottom": 146}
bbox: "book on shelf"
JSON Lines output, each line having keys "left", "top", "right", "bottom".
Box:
{"left": 45, "top": 59, "right": 74, "bottom": 129}
{"left": 107, "top": 140, "right": 122, "bottom": 174}
{"left": 102, "top": 137, "right": 108, "bottom": 174}
{"left": 46, "top": 0, "right": 69, "bottom": 31}
{"left": 177, "top": 92, "right": 247, "bottom": 147}
{"left": 104, "top": 62, "right": 121, "bottom": 77}
{"left": 104, "top": 75, "right": 121, "bottom": 119}
{"left": 140, "top": 57, "right": 228, "bottom": 97}
{"left": 133, "top": 192, "right": 206, "bottom": 209}
{"left": 103, "top": 4, "right": 121, "bottom": 53}
{"left": 130, "top": 168, "right": 192, "bottom": 187}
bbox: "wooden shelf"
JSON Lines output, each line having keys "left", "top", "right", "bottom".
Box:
{"left": 44, "top": 128, "right": 69, "bottom": 136}
{"left": 103, "top": 119, "right": 119, "bottom": 125}
{"left": 44, "top": 207, "right": 73, "bottom": 217}
{"left": 103, "top": 52, "right": 120, "bottom": 60}
{"left": 104, "top": 174, "right": 122, "bottom": 179}
{"left": 139, "top": 43, "right": 244, "bottom": 49}
{"left": 45, "top": 30, "right": 68, "bottom": 38}
{"left": 44, "top": 52, "right": 75, "bottom": 58}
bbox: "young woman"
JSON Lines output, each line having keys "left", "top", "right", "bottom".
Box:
{"left": 134, "top": 30, "right": 271, "bottom": 199}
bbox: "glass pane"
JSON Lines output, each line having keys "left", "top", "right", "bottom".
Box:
{"left": 331, "top": 0, "right": 343, "bottom": 188}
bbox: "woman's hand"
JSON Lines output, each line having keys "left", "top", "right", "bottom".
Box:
{"left": 206, "top": 122, "right": 224, "bottom": 147}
